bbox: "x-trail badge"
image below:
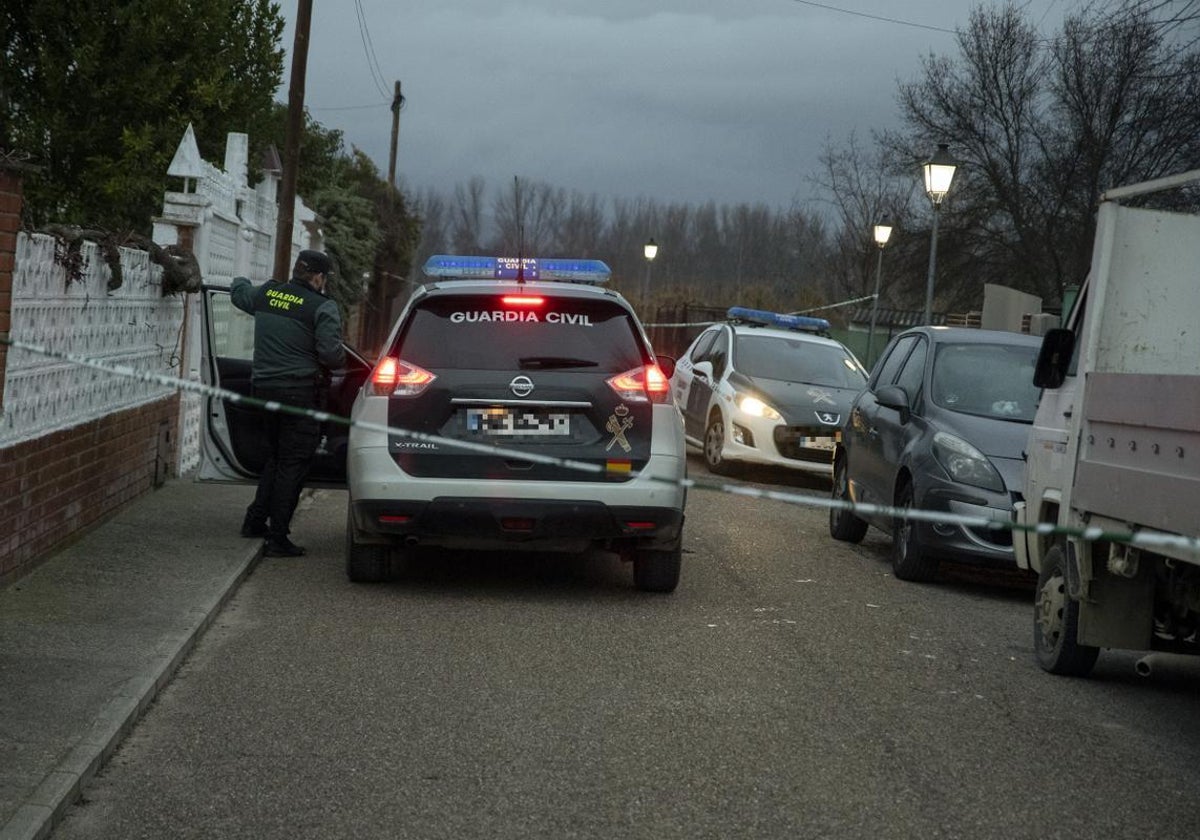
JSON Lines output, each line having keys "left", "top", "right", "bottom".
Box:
{"left": 510, "top": 375, "right": 534, "bottom": 397}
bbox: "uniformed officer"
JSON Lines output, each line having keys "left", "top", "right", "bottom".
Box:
{"left": 231, "top": 250, "right": 345, "bottom": 556}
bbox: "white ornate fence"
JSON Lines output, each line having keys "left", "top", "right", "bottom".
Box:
{"left": 0, "top": 235, "right": 182, "bottom": 445}
{"left": 2, "top": 127, "right": 321, "bottom": 472}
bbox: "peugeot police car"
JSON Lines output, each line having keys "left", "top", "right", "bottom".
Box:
{"left": 198, "top": 256, "right": 687, "bottom": 592}
{"left": 671, "top": 307, "right": 867, "bottom": 477}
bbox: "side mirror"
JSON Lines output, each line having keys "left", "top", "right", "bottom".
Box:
{"left": 875, "top": 384, "right": 911, "bottom": 424}
{"left": 692, "top": 360, "right": 714, "bottom": 380}
{"left": 656, "top": 354, "right": 676, "bottom": 379}
{"left": 1033, "top": 328, "right": 1075, "bottom": 389}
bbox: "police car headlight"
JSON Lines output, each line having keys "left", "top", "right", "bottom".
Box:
{"left": 738, "top": 395, "right": 781, "bottom": 421}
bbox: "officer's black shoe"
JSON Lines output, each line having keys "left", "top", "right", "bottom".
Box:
{"left": 264, "top": 537, "right": 306, "bottom": 557}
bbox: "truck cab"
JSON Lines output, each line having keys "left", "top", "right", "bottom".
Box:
{"left": 1016, "top": 170, "right": 1200, "bottom": 676}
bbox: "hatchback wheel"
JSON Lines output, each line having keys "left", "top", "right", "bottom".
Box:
{"left": 891, "top": 481, "right": 939, "bottom": 582}
{"left": 829, "top": 455, "right": 868, "bottom": 543}
{"left": 704, "top": 413, "right": 735, "bottom": 476}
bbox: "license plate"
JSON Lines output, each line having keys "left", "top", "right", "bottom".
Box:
{"left": 803, "top": 436, "right": 836, "bottom": 450}
{"left": 466, "top": 408, "right": 571, "bottom": 436}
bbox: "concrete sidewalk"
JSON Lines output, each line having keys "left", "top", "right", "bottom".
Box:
{"left": 0, "top": 478, "right": 263, "bottom": 840}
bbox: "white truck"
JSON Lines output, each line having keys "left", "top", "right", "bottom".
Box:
{"left": 1014, "top": 170, "right": 1200, "bottom": 677}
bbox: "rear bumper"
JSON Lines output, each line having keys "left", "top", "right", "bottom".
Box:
{"left": 351, "top": 497, "right": 684, "bottom": 551}
{"left": 347, "top": 444, "right": 687, "bottom": 550}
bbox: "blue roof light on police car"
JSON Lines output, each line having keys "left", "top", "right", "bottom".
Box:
{"left": 727, "top": 306, "right": 831, "bottom": 334}
{"left": 423, "top": 255, "right": 610, "bottom": 284}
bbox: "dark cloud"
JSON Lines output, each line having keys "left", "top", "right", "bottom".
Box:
{"left": 287, "top": 1, "right": 1065, "bottom": 208}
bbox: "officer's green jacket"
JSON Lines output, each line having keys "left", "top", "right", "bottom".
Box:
{"left": 230, "top": 276, "right": 345, "bottom": 384}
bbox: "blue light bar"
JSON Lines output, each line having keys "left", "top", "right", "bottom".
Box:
{"left": 727, "top": 306, "right": 831, "bottom": 334}
{"left": 423, "top": 255, "right": 611, "bottom": 284}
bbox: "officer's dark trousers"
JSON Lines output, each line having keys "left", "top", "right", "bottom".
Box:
{"left": 246, "top": 383, "right": 321, "bottom": 539}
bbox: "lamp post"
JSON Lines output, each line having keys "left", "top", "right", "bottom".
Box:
{"left": 866, "top": 217, "right": 893, "bottom": 365}
{"left": 641, "top": 237, "right": 658, "bottom": 311}
{"left": 921, "top": 143, "right": 958, "bottom": 325}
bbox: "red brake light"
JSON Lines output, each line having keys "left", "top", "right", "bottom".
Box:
{"left": 369, "top": 357, "right": 436, "bottom": 397}
{"left": 501, "top": 295, "right": 545, "bottom": 306}
{"left": 607, "top": 364, "right": 671, "bottom": 404}
{"left": 645, "top": 364, "right": 670, "bottom": 396}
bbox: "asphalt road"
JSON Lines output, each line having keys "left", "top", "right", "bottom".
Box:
{"left": 51, "top": 457, "right": 1200, "bottom": 839}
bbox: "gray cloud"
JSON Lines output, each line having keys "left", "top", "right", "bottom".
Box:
{"left": 288, "top": 1, "right": 1066, "bottom": 208}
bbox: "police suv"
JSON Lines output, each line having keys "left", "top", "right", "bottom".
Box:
{"left": 671, "top": 308, "right": 867, "bottom": 477}
{"left": 198, "top": 256, "right": 688, "bottom": 592}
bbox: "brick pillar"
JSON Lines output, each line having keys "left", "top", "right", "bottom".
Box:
{"left": 0, "top": 165, "right": 25, "bottom": 406}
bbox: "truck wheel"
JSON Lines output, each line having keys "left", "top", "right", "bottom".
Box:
{"left": 634, "top": 545, "right": 682, "bottom": 593}
{"left": 892, "top": 481, "right": 939, "bottom": 582}
{"left": 345, "top": 506, "right": 390, "bottom": 583}
{"left": 1033, "top": 545, "right": 1099, "bottom": 676}
{"left": 829, "top": 455, "right": 868, "bottom": 543}
{"left": 704, "top": 413, "right": 735, "bottom": 476}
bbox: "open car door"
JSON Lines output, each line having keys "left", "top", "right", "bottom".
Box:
{"left": 196, "top": 283, "right": 371, "bottom": 486}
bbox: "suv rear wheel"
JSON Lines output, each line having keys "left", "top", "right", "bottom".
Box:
{"left": 633, "top": 544, "right": 682, "bottom": 592}
{"left": 346, "top": 506, "right": 391, "bottom": 583}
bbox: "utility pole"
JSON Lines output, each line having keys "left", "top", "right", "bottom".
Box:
{"left": 273, "top": 0, "right": 314, "bottom": 282}
{"left": 388, "top": 80, "right": 404, "bottom": 190}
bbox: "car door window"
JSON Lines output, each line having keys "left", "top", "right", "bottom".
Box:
{"left": 893, "top": 338, "right": 928, "bottom": 406}
{"left": 708, "top": 330, "right": 729, "bottom": 379}
{"left": 871, "top": 335, "right": 917, "bottom": 389}
{"left": 689, "top": 329, "right": 718, "bottom": 363}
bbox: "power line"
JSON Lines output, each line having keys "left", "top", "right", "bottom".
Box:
{"left": 789, "top": 0, "right": 958, "bottom": 34}
{"left": 309, "top": 100, "right": 391, "bottom": 111}
{"left": 354, "top": 0, "right": 390, "bottom": 98}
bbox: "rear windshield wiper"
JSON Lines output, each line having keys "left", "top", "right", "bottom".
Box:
{"left": 518, "top": 356, "right": 600, "bottom": 369}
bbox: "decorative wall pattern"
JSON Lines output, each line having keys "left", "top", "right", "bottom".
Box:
{"left": 1, "top": 130, "right": 320, "bottom": 473}
{"left": 0, "top": 234, "right": 184, "bottom": 446}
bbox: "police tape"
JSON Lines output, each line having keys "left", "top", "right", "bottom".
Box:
{"left": 642, "top": 295, "right": 877, "bottom": 328}
{"left": 4, "top": 335, "right": 1199, "bottom": 557}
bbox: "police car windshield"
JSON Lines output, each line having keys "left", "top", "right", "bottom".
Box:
{"left": 735, "top": 335, "right": 866, "bottom": 389}
{"left": 394, "top": 296, "right": 644, "bottom": 373}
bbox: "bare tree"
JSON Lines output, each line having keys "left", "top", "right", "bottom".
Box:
{"left": 492, "top": 176, "right": 565, "bottom": 255}
{"left": 889, "top": 1, "right": 1200, "bottom": 311}
{"left": 451, "top": 176, "right": 488, "bottom": 253}
{"left": 813, "top": 131, "right": 918, "bottom": 303}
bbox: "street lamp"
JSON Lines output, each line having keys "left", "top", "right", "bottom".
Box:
{"left": 641, "top": 237, "right": 658, "bottom": 311}
{"left": 866, "top": 217, "right": 893, "bottom": 365}
{"left": 921, "top": 143, "right": 958, "bottom": 325}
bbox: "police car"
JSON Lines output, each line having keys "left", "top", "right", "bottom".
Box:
{"left": 671, "top": 308, "right": 867, "bottom": 477}
{"left": 198, "top": 256, "right": 688, "bottom": 592}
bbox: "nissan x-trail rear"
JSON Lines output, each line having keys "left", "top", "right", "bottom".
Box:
{"left": 346, "top": 256, "right": 687, "bottom": 591}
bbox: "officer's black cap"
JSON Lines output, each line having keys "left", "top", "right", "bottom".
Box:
{"left": 295, "top": 249, "right": 334, "bottom": 276}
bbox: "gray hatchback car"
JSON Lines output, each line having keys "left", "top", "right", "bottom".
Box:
{"left": 829, "top": 327, "right": 1042, "bottom": 581}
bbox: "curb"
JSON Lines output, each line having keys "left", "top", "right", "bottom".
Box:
{"left": 0, "top": 544, "right": 263, "bottom": 840}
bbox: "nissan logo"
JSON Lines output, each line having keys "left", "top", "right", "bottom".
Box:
{"left": 510, "top": 375, "right": 535, "bottom": 398}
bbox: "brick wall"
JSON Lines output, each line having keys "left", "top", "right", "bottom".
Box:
{"left": 0, "top": 164, "right": 184, "bottom": 586}
{"left": 0, "top": 396, "right": 180, "bottom": 586}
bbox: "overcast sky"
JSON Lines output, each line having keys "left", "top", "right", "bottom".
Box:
{"left": 281, "top": 1, "right": 1075, "bottom": 209}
